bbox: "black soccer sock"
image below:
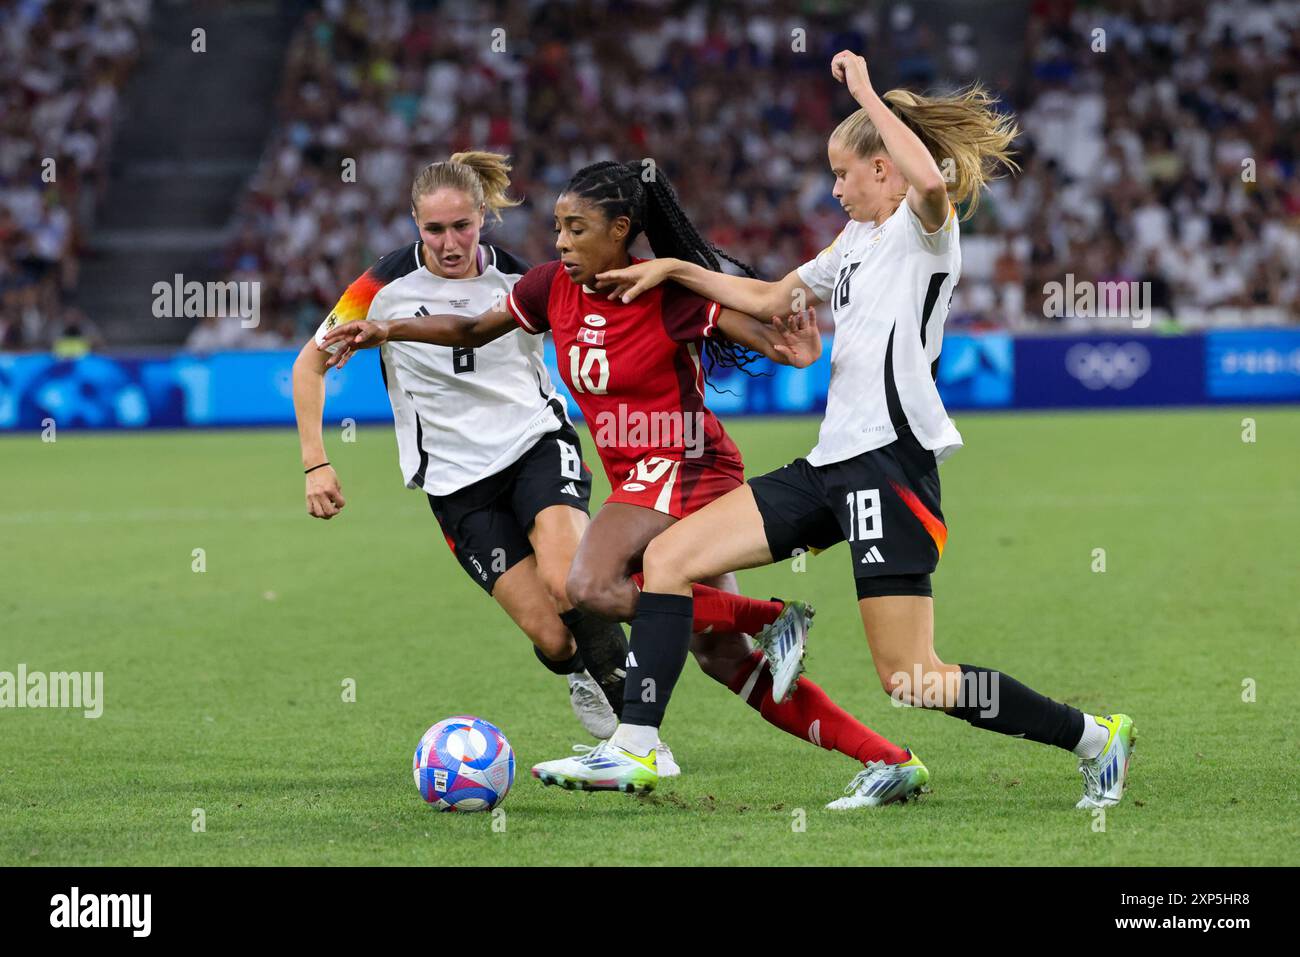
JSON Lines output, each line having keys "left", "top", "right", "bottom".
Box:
{"left": 945, "top": 664, "right": 1085, "bottom": 752}
{"left": 620, "top": 592, "right": 695, "bottom": 729}
{"left": 533, "top": 645, "right": 585, "bottom": 676}
{"left": 559, "top": 608, "right": 630, "bottom": 718}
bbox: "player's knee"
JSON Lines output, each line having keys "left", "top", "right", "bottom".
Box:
{"left": 875, "top": 657, "right": 952, "bottom": 708}
{"left": 565, "top": 568, "right": 627, "bottom": 622}
{"left": 526, "top": 619, "right": 575, "bottom": 662}
{"left": 564, "top": 568, "right": 599, "bottom": 614}
{"left": 641, "top": 535, "right": 689, "bottom": 590}
{"left": 878, "top": 665, "right": 909, "bottom": 699}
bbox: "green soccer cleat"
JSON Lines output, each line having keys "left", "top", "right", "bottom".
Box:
{"left": 754, "top": 599, "right": 815, "bottom": 702}
{"left": 1076, "top": 713, "right": 1137, "bottom": 809}
{"left": 532, "top": 740, "right": 658, "bottom": 793}
{"left": 826, "top": 751, "right": 930, "bottom": 810}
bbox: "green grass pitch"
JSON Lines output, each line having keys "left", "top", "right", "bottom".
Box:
{"left": 2, "top": 408, "right": 1297, "bottom": 866}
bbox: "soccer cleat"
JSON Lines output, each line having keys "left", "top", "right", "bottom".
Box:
{"left": 532, "top": 740, "right": 658, "bottom": 793}
{"left": 655, "top": 742, "right": 681, "bottom": 778}
{"left": 825, "top": 751, "right": 930, "bottom": 809}
{"left": 1076, "top": 713, "right": 1136, "bottom": 809}
{"left": 571, "top": 741, "right": 681, "bottom": 777}
{"left": 753, "top": 599, "right": 814, "bottom": 702}
{"left": 567, "top": 670, "right": 618, "bottom": 740}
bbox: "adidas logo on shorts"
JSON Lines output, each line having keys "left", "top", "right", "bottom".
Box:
{"left": 860, "top": 545, "right": 885, "bottom": 564}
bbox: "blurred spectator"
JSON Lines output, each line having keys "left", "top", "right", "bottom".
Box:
{"left": 50, "top": 305, "right": 104, "bottom": 358}
{"left": 184, "top": 312, "right": 290, "bottom": 353}
{"left": 0, "top": 0, "right": 149, "bottom": 351}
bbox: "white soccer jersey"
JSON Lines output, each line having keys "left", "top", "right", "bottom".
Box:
{"left": 315, "top": 242, "right": 566, "bottom": 496}
{"left": 797, "top": 201, "right": 964, "bottom": 465}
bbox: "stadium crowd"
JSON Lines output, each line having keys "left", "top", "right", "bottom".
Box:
{"left": 207, "top": 0, "right": 1300, "bottom": 350}
{"left": 2, "top": 0, "right": 1297, "bottom": 352}
{"left": 0, "top": 0, "right": 149, "bottom": 352}
{"left": 984, "top": 0, "right": 1300, "bottom": 331}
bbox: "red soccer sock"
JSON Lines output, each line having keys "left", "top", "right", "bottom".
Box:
{"left": 727, "top": 650, "right": 910, "bottom": 765}
{"left": 630, "top": 574, "right": 783, "bottom": 635}
{"left": 690, "top": 584, "right": 784, "bottom": 635}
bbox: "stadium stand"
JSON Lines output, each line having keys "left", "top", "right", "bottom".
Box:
{"left": 2, "top": 0, "right": 1296, "bottom": 352}
{"left": 0, "top": 0, "right": 150, "bottom": 352}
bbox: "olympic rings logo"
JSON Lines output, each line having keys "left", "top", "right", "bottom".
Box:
{"left": 1065, "top": 342, "right": 1151, "bottom": 390}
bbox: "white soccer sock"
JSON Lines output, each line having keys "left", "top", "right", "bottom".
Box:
{"left": 610, "top": 722, "right": 659, "bottom": 756}
{"left": 1072, "top": 714, "right": 1110, "bottom": 759}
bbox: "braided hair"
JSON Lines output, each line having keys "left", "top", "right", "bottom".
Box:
{"left": 563, "top": 160, "right": 767, "bottom": 377}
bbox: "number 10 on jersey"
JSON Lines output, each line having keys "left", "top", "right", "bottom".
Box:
{"left": 568, "top": 345, "right": 609, "bottom": 394}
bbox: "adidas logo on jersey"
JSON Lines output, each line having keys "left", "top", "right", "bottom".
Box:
{"left": 561, "top": 482, "right": 580, "bottom": 497}
{"left": 860, "top": 545, "right": 886, "bottom": 564}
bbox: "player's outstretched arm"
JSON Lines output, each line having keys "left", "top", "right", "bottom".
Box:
{"left": 717, "top": 307, "right": 822, "bottom": 368}
{"left": 291, "top": 338, "right": 346, "bottom": 519}
{"left": 831, "top": 50, "right": 949, "bottom": 231}
{"left": 318, "top": 307, "right": 516, "bottom": 369}
{"left": 597, "top": 259, "right": 815, "bottom": 321}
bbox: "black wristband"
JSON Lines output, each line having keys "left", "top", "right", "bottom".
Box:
{"left": 304, "top": 462, "right": 331, "bottom": 474}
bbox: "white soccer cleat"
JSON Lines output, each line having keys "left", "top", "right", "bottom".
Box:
{"left": 567, "top": 670, "right": 618, "bottom": 740}
{"left": 1076, "top": 713, "right": 1137, "bottom": 809}
{"left": 753, "top": 600, "right": 814, "bottom": 702}
{"left": 571, "top": 741, "right": 681, "bottom": 777}
{"left": 825, "top": 752, "right": 930, "bottom": 810}
{"left": 532, "top": 740, "right": 658, "bottom": 793}
{"left": 655, "top": 742, "right": 681, "bottom": 777}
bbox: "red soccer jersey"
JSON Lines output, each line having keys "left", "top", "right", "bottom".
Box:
{"left": 506, "top": 260, "right": 745, "bottom": 507}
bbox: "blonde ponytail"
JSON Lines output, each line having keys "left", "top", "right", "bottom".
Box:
{"left": 832, "top": 85, "right": 1020, "bottom": 219}
{"left": 410, "top": 150, "right": 522, "bottom": 222}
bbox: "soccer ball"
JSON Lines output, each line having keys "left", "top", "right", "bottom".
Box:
{"left": 413, "top": 716, "right": 515, "bottom": 812}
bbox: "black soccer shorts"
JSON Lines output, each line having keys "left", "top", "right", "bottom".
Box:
{"left": 749, "top": 426, "right": 947, "bottom": 599}
{"left": 426, "top": 416, "right": 592, "bottom": 595}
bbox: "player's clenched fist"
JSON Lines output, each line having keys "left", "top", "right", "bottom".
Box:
{"left": 306, "top": 465, "right": 346, "bottom": 519}
{"left": 831, "top": 50, "right": 875, "bottom": 104}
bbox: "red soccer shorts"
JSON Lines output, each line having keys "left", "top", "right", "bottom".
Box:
{"left": 604, "top": 453, "right": 744, "bottom": 519}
